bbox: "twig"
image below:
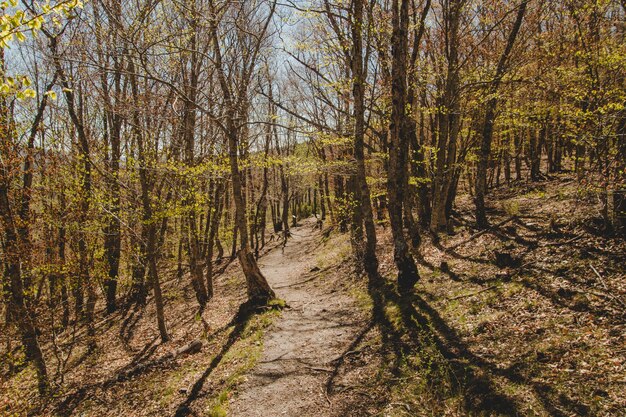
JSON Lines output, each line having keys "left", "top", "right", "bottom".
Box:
{"left": 448, "top": 285, "right": 498, "bottom": 300}
{"left": 329, "top": 349, "right": 362, "bottom": 364}
{"left": 273, "top": 265, "right": 333, "bottom": 289}
{"left": 589, "top": 264, "right": 626, "bottom": 308}
{"left": 388, "top": 402, "right": 412, "bottom": 412}
{"left": 446, "top": 216, "right": 515, "bottom": 252}
{"left": 590, "top": 264, "right": 607, "bottom": 289}
{"left": 541, "top": 234, "right": 582, "bottom": 247}
{"left": 322, "top": 386, "right": 332, "bottom": 407}
{"left": 273, "top": 275, "right": 318, "bottom": 289}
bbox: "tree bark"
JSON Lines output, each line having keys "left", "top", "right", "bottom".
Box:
{"left": 97, "top": 0, "right": 123, "bottom": 315}
{"left": 430, "top": 0, "right": 462, "bottom": 233}
{"left": 0, "top": 49, "right": 49, "bottom": 392}
{"left": 475, "top": 1, "right": 528, "bottom": 228}
{"left": 182, "top": 8, "right": 209, "bottom": 308}
{"left": 48, "top": 33, "right": 97, "bottom": 350}
{"left": 206, "top": 180, "right": 225, "bottom": 298}
{"left": 209, "top": 1, "right": 275, "bottom": 304}
{"left": 129, "top": 56, "right": 169, "bottom": 342}
{"left": 388, "top": 0, "right": 420, "bottom": 290}
{"left": 351, "top": 0, "right": 378, "bottom": 274}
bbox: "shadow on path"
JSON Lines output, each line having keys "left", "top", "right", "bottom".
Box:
{"left": 173, "top": 302, "right": 280, "bottom": 417}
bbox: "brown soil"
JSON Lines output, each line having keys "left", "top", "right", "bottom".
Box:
{"left": 229, "top": 220, "right": 367, "bottom": 416}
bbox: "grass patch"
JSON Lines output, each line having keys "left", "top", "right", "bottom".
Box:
{"left": 315, "top": 234, "right": 351, "bottom": 269}
{"left": 156, "top": 362, "right": 202, "bottom": 408}
{"left": 503, "top": 200, "right": 520, "bottom": 216}
{"left": 349, "top": 285, "right": 373, "bottom": 311}
{"left": 204, "top": 306, "right": 281, "bottom": 416}
{"left": 524, "top": 189, "right": 547, "bottom": 199}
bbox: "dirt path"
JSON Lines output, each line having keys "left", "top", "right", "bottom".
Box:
{"left": 229, "top": 220, "right": 361, "bottom": 416}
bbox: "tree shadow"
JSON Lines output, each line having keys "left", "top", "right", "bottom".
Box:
{"left": 54, "top": 336, "right": 166, "bottom": 417}
{"left": 432, "top": 239, "right": 492, "bottom": 265}
{"left": 515, "top": 266, "right": 622, "bottom": 323}
{"left": 325, "top": 319, "right": 375, "bottom": 395}
{"left": 119, "top": 302, "right": 148, "bottom": 346}
{"left": 332, "top": 266, "right": 512, "bottom": 415}
{"left": 416, "top": 254, "right": 505, "bottom": 287}
{"left": 409, "top": 292, "right": 591, "bottom": 417}
{"left": 511, "top": 217, "right": 545, "bottom": 233}
{"left": 489, "top": 227, "right": 539, "bottom": 248}
{"left": 433, "top": 213, "right": 623, "bottom": 323}
{"left": 363, "top": 272, "right": 590, "bottom": 417}
{"left": 54, "top": 301, "right": 276, "bottom": 417}
{"left": 381, "top": 279, "right": 520, "bottom": 416}
{"left": 173, "top": 301, "right": 279, "bottom": 417}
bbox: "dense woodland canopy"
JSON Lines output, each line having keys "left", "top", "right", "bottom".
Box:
{"left": 1, "top": 0, "right": 625, "bottom": 415}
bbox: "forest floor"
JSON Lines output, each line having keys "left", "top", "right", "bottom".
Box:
{"left": 2, "top": 172, "right": 625, "bottom": 417}
{"left": 323, "top": 171, "right": 626, "bottom": 417}
{"left": 1, "top": 216, "right": 371, "bottom": 417}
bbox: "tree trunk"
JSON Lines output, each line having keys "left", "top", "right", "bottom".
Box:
{"left": 389, "top": 0, "right": 420, "bottom": 290}
{"left": 209, "top": 6, "right": 275, "bottom": 304}
{"left": 98, "top": 0, "right": 123, "bottom": 315}
{"left": 475, "top": 0, "right": 527, "bottom": 228}
{"left": 49, "top": 34, "right": 96, "bottom": 350}
{"left": 351, "top": 0, "right": 378, "bottom": 274}
{"left": 0, "top": 53, "right": 48, "bottom": 391}
{"left": 430, "top": 0, "right": 462, "bottom": 233}
{"left": 228, "top": 127, "right": 275, "bottom": 303}
{"left": 530, "top": 127, "right": 542, "bottom": 181}
{"left": 514, "top": 131, "right": 523, "bottom": 180}
{"left": 206, "top": 180, "right": 225, "bottom": 298}
{"left": 182, "top": 16, "right": 209, "bottom": 309}
{"left": 58, "top": 218, "right": 70, "bottom": 328}
{"left": 129, "top": 56, "right": 168, "bottom": 342}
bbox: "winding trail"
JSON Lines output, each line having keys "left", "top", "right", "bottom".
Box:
{"left": 229, "top": 220, "right": 361, "bottom": 416}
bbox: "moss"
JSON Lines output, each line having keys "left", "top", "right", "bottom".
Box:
{"left": 349, "top": 286, "right": 373, "bottom": 311}
{"left": 384, "top": 302, "right": 403, "bottom": 330}
{"left": 385, "top": 334, "right": 459, "bottom": 416}
{"left": 502, "top": 282, "right": 523, "bottom": 297}
{"left": 206, "top": 390, "right": 229, "bottom": 417}
{"left": 163, "top": 286, "right": 184, "bottom": 302}
{"left": 524, "top": 189, "right": 547, "bottom": 199}
{"left": 468, "top": 299, "right": 485, "bottom": 315}
{"left": 315, "top": 234, "right": 351, "bottom": 269}
{"left": 503, "top": 200, "right": 521, "bottom": 216}
{"left": 224, "top": 274, "right": 240, "bottom": 290}
{"left": 267, "top": 298, "right": 286, "bottom": 308}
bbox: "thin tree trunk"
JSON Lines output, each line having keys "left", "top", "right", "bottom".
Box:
{"left": 430, "top": 0, "right": 462, "bottom": 233}
{"left": 351, "top": 0, "right": 378, "bottom": 274}
{"left": 0, "top": 56, "right": 49, "bottom": 391}
{"left": 206, "top": 180, "right": 225, "bottom": 298}
{"left": 48, "top": 33, "right": 96, "bottom": 350}
{"left": 96, "top": 0, "right": 123, "bottom": 315}
{"left": 475, "top": 1, "right": 527, "bottom": 228}
{"left": 129, "top": 56, "right": 168, "bottom": 342}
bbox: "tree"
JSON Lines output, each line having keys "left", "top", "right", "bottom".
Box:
{"left": 474, "top": 1, "right": 528, "bottom": 228}
{"left": 208, "top": 0, "right": 276, "bottom": 304}
{"left": 350, "top": 0, "right": 378, "bottom": 274}
{"left": 388, "top": 0, "right": 420, "bottom": 290}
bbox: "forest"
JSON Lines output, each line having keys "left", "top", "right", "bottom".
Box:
{"left": 1, "top": 0, "right": 625, "bottom": 416}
